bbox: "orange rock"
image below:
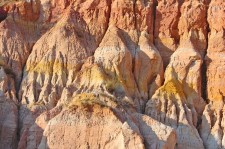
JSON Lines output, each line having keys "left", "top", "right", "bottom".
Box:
{"left": 36, "top": 96, "right": 176, "bottom": 149}
{"left": 15, "top": 0, "right": 40, "bottom": 22}
{"left": 145, "top": 40, "right": 205, "bottom": 149}
{"left": 154, "top": 0, "right": 181, "bottom": 67}
{"left": 200, "top": 1, "right": 225, "bottom": 148}
{"left": 2, "top": 0, "right": 225, "bottom": 148}
{"left": 178, "top": 0, "right": 207, "bottom": 56}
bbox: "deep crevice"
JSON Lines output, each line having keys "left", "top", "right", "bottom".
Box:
{"left": 98, "top": 0, "right": 112, "bottom": 47}
{"left": 16, "top": 43, "right": 35, "bottom": 101}
{"left": 201, "top": 56, "right": 208, "bottom": 103}
{"left": 201, "top": 2, "right": 210, "bottom": 103}
{"left": 152, "top": 0, "right": 158, "bottom": 46}
{"left": 133, "top": 0, "right": 137, "bottom": 31}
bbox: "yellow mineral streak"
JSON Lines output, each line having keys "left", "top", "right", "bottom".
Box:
{"left": 160, "top": 78, "right": 186, "bottom": 102}
{"left": 27, "top": 60, "right": 71, "bottom": 74}
{"left": 163, "top": 79, "right": 183, "bottom": 95}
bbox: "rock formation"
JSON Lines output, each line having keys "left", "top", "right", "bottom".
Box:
{"left": 0, "top": 0, "right": 225, "bottom": 149}
{"left": 154, "top": 0, "right": 181, "bottom": 67}
{"left": 0, "top": 58, "right": 18, "bottom": 149}
{"left": 200, "top": 1, "right": 225, "bottom": 149}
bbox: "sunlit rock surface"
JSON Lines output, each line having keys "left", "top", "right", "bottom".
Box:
{"left": 0, "top": 0, "right": 225, "bottom": 149}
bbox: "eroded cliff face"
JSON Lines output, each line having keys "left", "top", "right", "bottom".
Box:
{"left": 200, "top": 1, "right": 225, "bottom": 149}
{"left": 0, "top": 0, "right": 224, "bottom": 149}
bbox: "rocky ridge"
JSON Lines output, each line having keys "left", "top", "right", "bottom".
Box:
{"left": 0, "top": 0, "right": 224, "bottom": 149}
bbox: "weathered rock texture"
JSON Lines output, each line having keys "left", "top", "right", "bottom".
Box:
{"left": 200, "top": 1, "right": 225, "bottom": 149}
{"left": 0, "top": 59, "right": 18, "bottom": 149}
{"left": 154, "top": 0, "right": 181, "bottom": 67}
{"left": 36, "top": 95, "right": 176, "bottom": 149}
{"left": 0, "top": 0, "right": 225, "bottom": 149}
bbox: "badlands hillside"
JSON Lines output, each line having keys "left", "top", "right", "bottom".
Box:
{"left": 0, "top": 0, "right": 224, "bottom": 148}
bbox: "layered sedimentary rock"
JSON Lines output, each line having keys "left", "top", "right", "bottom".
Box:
{"left": 35, "top": 94, "right": 176, "bottom": 149}
{"left": 178, "top": 0, "right": 207, "bottom": 57}
{"left": 0, "top": 19, "right": 30, "bottom": 89}
{"left": 145, "top": 0, "right": 207, "bottom": 148}
{"left": 0, "top": 19, "right": 32, "bottom": 149}
{"left": 1, "top": 0, "right": 225, "bottom": 149}
{"left": 93, "top": 26, "right": 163, "bottom": 110}
{"left": 200, "top": 1, "right": 225, "bottom": 149}
{"left": 154, "top": 0, "right": 181, "bottom": 67}
{"left": 18, "top": 7, "right": 98, "bottom": 147}
{"left": 17, "top": 0, "right": 166, "bottom": 148}
{"left": 145, "top": 41, "right": 205, "bottom": 148}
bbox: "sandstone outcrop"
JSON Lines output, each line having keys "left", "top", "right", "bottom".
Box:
{"left": 0, "top": 18, "right": 31, "bottom": 149}
{"left": 0, "top": 58, "right": 18, "bottom": 149}
{"left": 200, "top": 1, "right": 225, "bottom": 148}
{"left": 178, "top": 0, "right": 207, "bottom": 57}
{"left": 0, "top": 19, "right": 30, "bottom": 89}
{"left": 18, "top": 7, "right": 97, "bottom": 147}
{"left": 17, "top": 0, "right": 165, "bottom": 148}
{"left": 145, "top": 0, "right": 208, "bottom": 148}
{"left": 1, "top": 0, "right": 225, "bottom": 149}
{"left": 145, "top": 41, "right": 205, "bottom": 148}
{"left": 154, "top": 0, "right": 181, "bottom": 67}
{"left": 36, "top": 95, "right": 176, "bottom": 149}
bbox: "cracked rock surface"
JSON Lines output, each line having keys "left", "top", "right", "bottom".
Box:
{"left": 0, "top": 0, "right": 225, "bottom": 149}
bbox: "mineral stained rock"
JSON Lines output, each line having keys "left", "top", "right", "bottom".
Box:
{"left": 154, "top": 0, "right": 181, "bottom": 67}
{"left": 0, "top": 0, "right": 225, "bottom": 149}
{"left": 200, "top": 1, "right": 225, "bottom": 149}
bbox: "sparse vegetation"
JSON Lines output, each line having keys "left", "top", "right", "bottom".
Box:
{"left": 68, "top": 93, "right": 108, "bottom": 109}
